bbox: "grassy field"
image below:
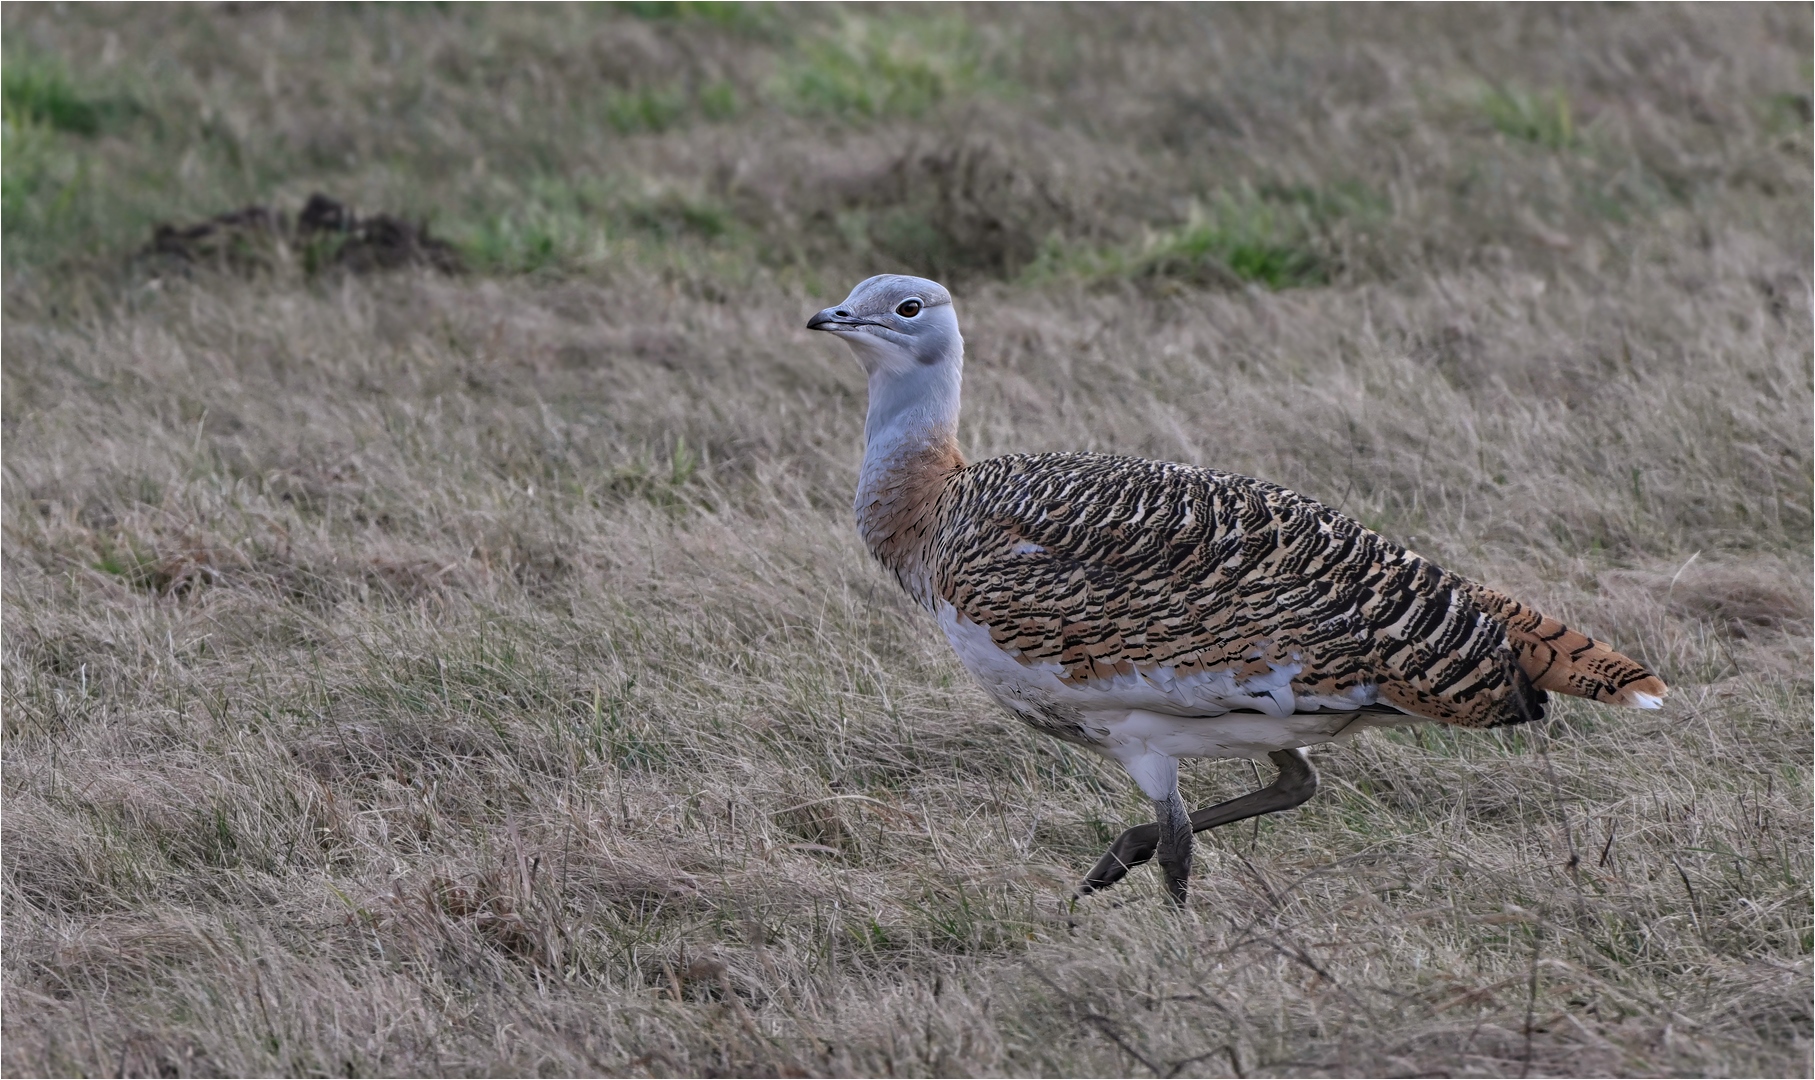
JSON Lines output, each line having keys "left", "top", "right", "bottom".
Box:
{"left": 3, "top": 4, "right": 1811, "bottom": 1076}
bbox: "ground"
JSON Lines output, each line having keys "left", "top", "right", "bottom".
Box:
{"left": 3, "top": 4, "right": 1811, "bottom": 1077}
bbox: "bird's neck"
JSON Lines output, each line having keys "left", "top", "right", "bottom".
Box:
{"left": 855, "top": 362, "right": 965, "bottom": 606}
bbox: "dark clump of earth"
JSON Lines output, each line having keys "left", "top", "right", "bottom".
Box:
{"left": 143, "top": 193, "right": 463, "bottom": 275}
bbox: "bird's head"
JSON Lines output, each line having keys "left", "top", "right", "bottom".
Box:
{"left": 807, "top": 275, "right": 962, "bottom": 378}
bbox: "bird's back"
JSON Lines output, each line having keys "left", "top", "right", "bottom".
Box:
{"left": 925, "top": 452, "right": 1664, "bottom": 728}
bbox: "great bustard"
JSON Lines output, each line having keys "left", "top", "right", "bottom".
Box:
{"left": 808, "top": 275, "right": 1668, "bottom": 905}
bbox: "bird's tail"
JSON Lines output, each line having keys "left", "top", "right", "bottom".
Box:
{"left": 1467, "top": 586, "right": 1668, "bottom": 709}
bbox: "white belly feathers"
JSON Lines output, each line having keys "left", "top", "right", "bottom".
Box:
{"left": 935, "top": 601, "right": 1413, "bottom": 761}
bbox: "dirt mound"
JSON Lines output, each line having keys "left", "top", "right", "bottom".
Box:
{"left": 143, "top": 193, "right": 463, "bottom": 275}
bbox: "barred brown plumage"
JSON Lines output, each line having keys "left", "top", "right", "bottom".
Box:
{"left": 809, "top": 273, "right": 1668, "bottom": 905}
{"left": 932, "top": 452, "right": 1549, "bottom": 728}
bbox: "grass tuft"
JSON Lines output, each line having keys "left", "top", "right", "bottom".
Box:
{"left": 1027, "top": 182, "right": 1381, "bottom": 290}
{"left": 1, "top": 61, "right": 106, "bottom": 135}
{"left": 1483, "top": 84, "right": 1579, "bottom": 149}
{"left": 1139, "top": 197, "right": 1327, "bottom": 289}
{"left": 781, "top": 14, "right": 1004, "bottom": 120}
{"left": 612, "top": 0, "right": 768, "bottom": 30}
{"left": 604, "top": 85, "right": 690, "bottom": 135}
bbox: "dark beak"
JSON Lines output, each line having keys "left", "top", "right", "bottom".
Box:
{"left": 807, "top": 307, "right": 875, "bottom": 331}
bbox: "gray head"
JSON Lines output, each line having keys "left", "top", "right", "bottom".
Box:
{"left": 807, "top": 275, "right": 962, "bottom": 377}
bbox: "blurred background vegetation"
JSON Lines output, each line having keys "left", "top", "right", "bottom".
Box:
{"left": 5, "top": 2, "right": 1808, "bottom": 296}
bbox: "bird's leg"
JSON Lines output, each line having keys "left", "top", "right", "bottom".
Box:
{"left": 1154, "top": 788, "right": 1194, "bottom": 906}
{"left": 1077, "top": 748, "right": 1319, "bottom": 898}
{"left": 1089, "top": 750, "right": 1186, "bottom": 902}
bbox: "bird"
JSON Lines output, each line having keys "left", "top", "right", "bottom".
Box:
{"left": 807, "top": 274, "right": 1668, "bottom": 905}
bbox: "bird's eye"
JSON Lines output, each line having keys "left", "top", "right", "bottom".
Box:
{"left": 896, "top": 299, "right": 922, "bottom": 318}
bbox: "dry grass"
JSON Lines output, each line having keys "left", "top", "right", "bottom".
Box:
{"left": 3, "top": 4, "right": 1811, "bottom": 1077}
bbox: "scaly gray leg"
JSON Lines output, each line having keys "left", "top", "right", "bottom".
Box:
{"left": 1076, "top": 748, "right": 1319, "bottom": 899}
{"left": 1153, "top": 787, "right": 1194, "bottom": 906}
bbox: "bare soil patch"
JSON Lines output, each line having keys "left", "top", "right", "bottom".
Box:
{"left": 143, "top": 193, "right": 462, "bottom": 276}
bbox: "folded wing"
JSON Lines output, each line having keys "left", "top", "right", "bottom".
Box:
{"left": 931, "top": 453, "right": 1664, "bottom": 727}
